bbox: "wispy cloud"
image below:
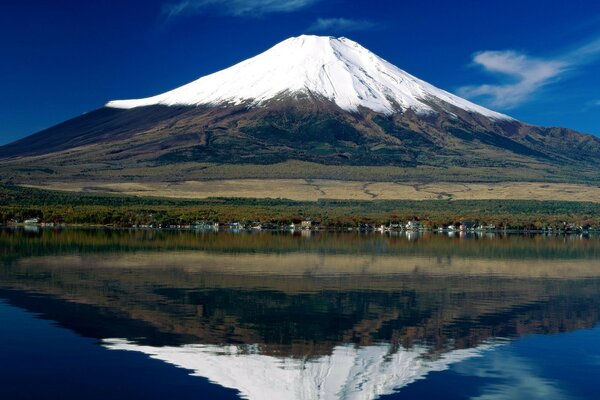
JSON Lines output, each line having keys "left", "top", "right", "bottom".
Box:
{"left": 455, "top": 351, "right": 567, "bottom": 400}
{"left": 163, "top": 0, "right": 320, "bottom": 20}
{"left": 458, "top": 51, "right": 567, "bottom": 108}
{"left": 582, "top": 99, "right": 600, "bottom": 112}
{"left": 458, "top": 37, "right": 600, "bottom": 109}
{"left": 307, "top": 18, "right": 377, "bottom": 33}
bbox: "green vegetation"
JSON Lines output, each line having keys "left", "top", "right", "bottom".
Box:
{"left": 1, "top": 184, "right": 599, "bottom": 229}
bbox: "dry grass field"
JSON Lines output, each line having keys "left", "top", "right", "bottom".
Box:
{"left": 24, "top": 179, "right": 600, "bottom": 203}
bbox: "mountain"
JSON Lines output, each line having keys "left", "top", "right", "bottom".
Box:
{"left": 1, "top": 35, "right": 599, "bottom": 192}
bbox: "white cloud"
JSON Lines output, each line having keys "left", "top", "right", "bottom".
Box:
{"left": 459, "top": 37, "right": 600, "bottom": 109}
{"left": 163, "top": 0, "right": 320, "bottom": 19}
{"left": 307, "top": 17, "right": 376, "bottom": 33}
{"left": 458, "top": 51, "right": 567, "bottom": 108}
{"left": 455, "top": 351, "right": 568, "bottom": 400}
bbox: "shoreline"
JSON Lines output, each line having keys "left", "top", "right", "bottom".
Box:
{"left": 3, "top": 224, "right": 597, "bottom": 236}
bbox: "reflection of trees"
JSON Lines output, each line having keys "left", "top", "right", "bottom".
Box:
{"left": 2, "top": 229, "right": 600, "bottom": 261}
{"left": 1, "top": 259, "right": 599, "bottom": 359}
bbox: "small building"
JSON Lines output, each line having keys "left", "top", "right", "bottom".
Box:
{"left": 24, "top": 217, "right": 40, "bottom": 225}
{"left": 564, "top": 222, "right": 578, "bottom": 232}
{"left": 459, "top": 220, "right": 478, "bottom": 231}
{"left": 388, "top": 223, "right": 403, "bottom": 231}
{"left": 228, "top": 222, "right": 245, "bottom": 231}
{"left": 405, "top": 219, "right": 421, "bottom": 231}
{"left": 581, "top": 224, "right": 592, "bottom": 233}
{"left": 301, "top": 220, "right": 319, "bottom": 230}
{"left": 357, "top": 223, "right": 374, "bottom": 232}
{"left": 477, "top": 223, "right": 495, "bottom": 231}
{"left": 375, "top": 224, "right": 390, "bottom": 232}
{"left": 193, "top": 221, "right": 219, "bottom": 230}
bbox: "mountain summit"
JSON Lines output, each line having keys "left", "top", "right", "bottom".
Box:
{"left": 107, "top": 35, "right": 509, "bottom": 120}
{"left": 1, "top": 36, "right": 599, "bottom": 188}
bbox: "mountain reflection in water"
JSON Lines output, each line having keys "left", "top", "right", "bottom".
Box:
{"left": 1, "top": 228, "right": 599, "bottom": 399}
{"left": 103, "top": 340, "right": 495, "bottom": 400}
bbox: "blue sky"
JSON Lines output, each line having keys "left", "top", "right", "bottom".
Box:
{"left": 1, "top": 0, "right": 600, "bottom": 145}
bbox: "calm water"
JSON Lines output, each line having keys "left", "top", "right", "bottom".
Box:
{"left": 1, "top": 228, "right": 600, "bottom": 399}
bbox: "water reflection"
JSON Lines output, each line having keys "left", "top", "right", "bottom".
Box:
{"left": 103, "top": 340, "right": 495, "bottom": 400}
{"left": 1, "top": 228, "right": 600, "bottom": 399}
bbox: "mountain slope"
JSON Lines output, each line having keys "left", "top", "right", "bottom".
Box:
{"left": 1, "top": 35, "right": 599, "bottom": 188}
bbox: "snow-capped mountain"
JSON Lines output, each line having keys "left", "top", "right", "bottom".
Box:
{"left": 2, "top": 36, "right": 600, "bottom": 186}
{"left": 107, "top": 35, "right": 509, "bottom": 120}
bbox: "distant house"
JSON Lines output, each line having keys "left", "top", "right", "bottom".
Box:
{"left": 477, "top": 223, "right": 495, "bottom": 231}
{"left": 375, "top": 224, "right": 390, "bottom": 232}
{"left": 388, "top": 223, "right": 403, "bottom": 231}
{"left": 228, "top": 222, "right": 245, "bottom": 231}
{"left": 193, "top": 221, "right": 219, "bottom": 230}
{"left": 24, "top": 217, "right": 40, "bottom": 225}
{"left": 405, "top": 219, "right": 421, "bottom": 231}
{"left": 564, "top": 222, "right": 578, "bottom": 232}
{"left": 459, "top": 220, "right": 478, "bottom": 231}
{"left": 301, "top": 220, "right": 319, "bottom": 230}
{"left": 357, "top": 223, "right": 374, "bottom": 232}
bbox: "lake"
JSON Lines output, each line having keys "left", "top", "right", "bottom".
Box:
{"left": 1, "top": 228, "right": 599, "bottom": 399}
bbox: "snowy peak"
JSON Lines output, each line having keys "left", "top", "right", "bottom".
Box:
{"left": 107, "top": 35, "right": 510, "bottom": 120}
